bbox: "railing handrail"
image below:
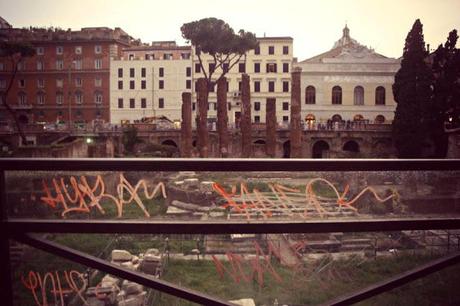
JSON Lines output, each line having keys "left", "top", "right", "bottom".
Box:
{"left": 1, "top": 158, "right": 460, "bottom": 171}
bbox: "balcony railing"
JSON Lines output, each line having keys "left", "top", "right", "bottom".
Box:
{"left": 1, "top": 158, "right": 460, "bottom": 305}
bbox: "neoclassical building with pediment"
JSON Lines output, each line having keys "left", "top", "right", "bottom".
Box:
{"left": 295, "top": 25, "right": 401, "bottom": 128}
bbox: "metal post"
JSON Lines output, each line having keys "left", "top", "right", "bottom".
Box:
{"left": 0, "top": 170, "right": 13, "bottom": 305}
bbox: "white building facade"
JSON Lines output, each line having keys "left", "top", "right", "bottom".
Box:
{"left": 110, "top": 45, "right": 192, "bottom": 124}
{"left": 192, "top": 37, "right": 294, "bottom": 125}
{"left": 295, "top": 26, "right": 400, "bottom": 128}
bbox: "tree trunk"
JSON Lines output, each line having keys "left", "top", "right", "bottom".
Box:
{"left": 181, "top": 92, "right": 192, "bottom": 157}
{"left": 241, "top": 74, "right": 252, "bottom": 158}
{"left": 290, "top": 67, "right": 302, "bottom": 158}
{"left": 196, "top": 78, "right": 209, "bottom": 158}
{"left": 266, "top": 98, "right": 277, "bottom": 158}
{"left": 216, "top": 77, "right": 229, "bottom": 157}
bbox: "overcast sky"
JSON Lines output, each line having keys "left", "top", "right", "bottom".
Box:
{"left": 1, "top": 0, "right": 459, "bottom": 60}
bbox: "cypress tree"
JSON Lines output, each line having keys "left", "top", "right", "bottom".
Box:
{"left": 392, "top": 19, "right": 433, "bottom": 158}
{"left": 430, "top": 29, "right": 460, "bottom": 157}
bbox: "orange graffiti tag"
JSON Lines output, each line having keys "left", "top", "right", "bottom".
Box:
{"left": 21, "top": 270, "right": 87, "bottom": 306}
{"left": 213, "top": 179, "right": 395, "bottom": 220}
{"left": 40, "top": 174, "right": 166, "bottom": 218}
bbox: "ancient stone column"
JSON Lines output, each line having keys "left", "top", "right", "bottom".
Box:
{"left": 266, "top": 98, "right": 277, "bottom": 158}
{"left": 216, "top": 77, "right": 229, "bottom": 157}
{"left": 196, "top": 78, "right": 209, "bottom": 158}
{"left": 241, "top": 73, "right": 252, "bottom": 158}
{"left": 290, "top": 67, "right": 302, "bottom": 158}
{"left": 181, "top": 92, "right": 192, "bottom": 157}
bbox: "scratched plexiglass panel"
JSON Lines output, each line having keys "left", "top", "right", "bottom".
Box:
{"left": 12, "top": 233, "right": 460, "bottom": 306}
{"left": 5, "top": 170, "right": 460, "bottom": 220}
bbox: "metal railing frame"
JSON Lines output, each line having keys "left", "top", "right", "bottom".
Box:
{"left": 2, "top": 158, "right": 460, "bottom": 306}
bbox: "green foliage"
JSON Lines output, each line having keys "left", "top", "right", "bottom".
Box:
{"left": 392, "top": 19, "right": 433, "bottom": 158}
{"left": 181, "top": 18, "right": 257, "bottom": 57}
{"left": 0, "top": 41, "right": 35, "bottom": 58}
{"left": 430, "top": 29, "right": 460, "bottom": 157}
{"left": 122, "top": 125, "right": 141, "bottom": 153}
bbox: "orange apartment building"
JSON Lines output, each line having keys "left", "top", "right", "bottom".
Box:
{"left": 0, "top": 23, "right": 135, "bottom": 128}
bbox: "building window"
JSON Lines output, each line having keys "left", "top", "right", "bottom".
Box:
{"left": 228, "top": 102, "right": 231, "bottom": 111}
{"left": 181, "top": 53, "right": 191, "bottom": 59}
{"left": 283, "top": 115, "right": 289, "bottom": 122}
{"left": 130, "top": 98, "right": 135, "bottom": 108}
{"left": 56, "top": 59, "right": 64, "bottom": 70}
{"left": 130, "top": 68, "right": 135, "bottom": 78}
{"left": 56, "top": 92, "right": 64, "bottom": 105}
{"left": 95, "top": 59, "right": 102, "bottom": 69}
{"left": 56, "top": 79, "right": 63, "bottom": 88}
{"left": 159, "top": 67, "right": 164, "bottom": 77}
{"left": 283, "top": 81, "right": 289, "bottom": 92}
{"left": 36, "top": 92, "right": 45, "bottom": 105}
{"left": 254, "top": 45, "right": 260, "bottom": 55}
{"left": 186, "top": 67, "right": 191, "bottom": 77}
{"left": 74, "top": 59, "right": 82, "bottom": 70}
{"left": 17, "top": 93, "right": 26, "bottom": 105}
{"left": 145, "top": 54, "right": 151, "bottom": 60}
{"left": 75, "top": 46, "right": 82, "bottom": 55}
{"left": 209, "top": 63, "right": 215, "bottom": 74}
{"left": 18, "top": 79, "right": 25, "bottom": 88}
{"left": 17, "top": 60, "right": 25, "bottom": 71}
{"left": 283, "top": 102, "right": 289, "bottom": 111}
{"left": 254, "top": 101, "right": 260, "bottom": 111}
{"left": 238, "top": 81, "right": 242, "bottom": 92}
{"left": 159, "top": 98, "right": 164, "bottom": 108}
{"left": 283, "top": 63, "right": 289, "bottom": 73}
{"left": 268, "top": 81, "right": 275, "bottom": 92}
{"left": 332, "top": 86, "right": 342, "bottom": 104}
{"left": 375, "top": 114, "right": 385, "bottom": 123}
{"left": 37, "top": 79, "right": 44, "bottom": 88}
{"left": 186, "top": 80, "right": 191, "bottom": 89}
{"left": 254, "top": 81, "right": 260, "bottom": 92}
{"left": 375, "top": 86, "right": 386, "bottom": 105}
{"left": 195, "top": 63, "right": 201, "bottom": 73}
{"left": 95, "top": 45, "right": 102, "bottom": 54}
{"left": 0, "top": 62, "right": 4, "bottom": 71}
{"left": 56, "top": 46, "right": 63, "bottom": 55}
{"left": 36, "top": 47, "right": 44, "bottom": 55}
{"left": 194, "top": 81, "right": 198, "bottom": 92}
{"left": 305, "top": 86, "right": 316, "bottom": 104}
{"left": 118, "top": 98, "right": 123, "bottom": 108}
{"left": 37, "top": 61, "right": 44, "bottom": 71}
{"left": 254, "top": 63, "right": 260, "bottom": 73}
{"left": 75, "top": 91, "right": 83, "bottom": 104}
{"left": 192, "top": 102, "right": 196, "bottom": 111}
{"left": 254, "top": 115, "right": 260, "bottom": 123}
{"left": 129, "top": 54, "right": 134, "bottom": 60}
{"left": 354, "top": 86, "right": 364, "bottom": 105}
{"left": 94, "top": 92, "right": 103, "bottom": 104}
{"left": 141, "top": 68, "right": 146, "bottom": 78}
{"left": 118, "top": 80, "right": 123, "bottom": 90}
{"left": 0, "top": 79, "right": 6, "bottom": 89}
{"left": 95, "top": 78, "right": 102, "bottom": 87}
{"left": 239, "top": 63, "right": 246, "bottom": 73}
{"left": 163, "top": 53, "right": 172, "bottom": 60}
{"left": 283, "top": 46, "right": 289, "bottom": 55}
{"left": 266, "top": 63, "right": 277, "bottom": 73}
{"left": 141, "top": 80, "right": 146, "bottom": 89}
{"left": 268, "top": 46, "right": 275, "bottom": 55}
{"left": 75, "top": 78, "right": 82, "bottom": 87}
{"left": 159, "top": 80, "right": 164, "bottom": 89}
{"left": 130, "top": 80, "right": 135, "bottom": 89}
{"left": 141, "top": 98, "right": 146, "bottom": 108}
{"left": 118, "top": 68, "right": 123, "bottom": 78}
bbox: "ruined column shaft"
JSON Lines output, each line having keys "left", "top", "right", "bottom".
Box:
{"left": 266, "top": 98, "right": 277, "bottom": 158}
{"left": 241, "top": 73, "right": 252, "bottom": 158}
{"left": 181, "top": 92, "right": 192, "bottom": 157}
{"left": 196, "top": 78, "right": 209, "bottom": 158}
{"left": 217, "top": 77, "right": 229, "bottom": 157}
{"left": 290, "top": 67, "right": 302, "bottom": 158}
